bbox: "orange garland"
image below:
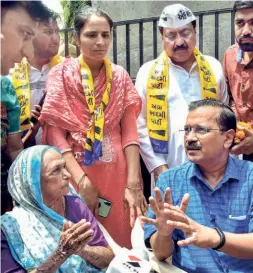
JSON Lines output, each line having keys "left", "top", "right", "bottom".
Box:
{"left": 234, "top": 121, "right": 253, "bottom": 144}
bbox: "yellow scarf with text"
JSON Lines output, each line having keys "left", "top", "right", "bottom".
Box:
{"left": 147, "top": 48, "right": 217, "bottom": 153}
{"left": 12, "top": 55, "right": 62, "bottom": 131}
{"left": 80, "top": 56, "right": 112, "bottom": 166}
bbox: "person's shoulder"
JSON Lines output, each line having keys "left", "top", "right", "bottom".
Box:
{"left": 48, "top": 57, "right": 79, "bottom": 77}
{"left": 229, "top": 157, "right": 253, "bottom": 178}
{"left": 65, "top": 195, "right": 85, "bottom": 207}
{"left": 224, "top": 44, "right": 238, "bottom": 56}
{"left": 158, "top": 161, "right": 193, "bottom": 184}
{"left": 110, "top": 62, "right": 128, "bottom": 75}
{"left": 138, "top": 60, "right": 156, "bottom": 74}
{"left": 203, "top": 55, "right": 222, "bottom": 67}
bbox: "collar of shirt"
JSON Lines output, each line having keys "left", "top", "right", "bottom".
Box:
{"left": 168, "top": 56, "right": 197, "bottom": 73}
{"left": 189, "top": 156, "right": 240, "bottom": 191}
{"left": 29, "top": 62, "right": 51, "bottom": 74}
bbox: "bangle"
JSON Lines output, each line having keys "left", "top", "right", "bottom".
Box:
{"left": 126, "top": 185, "right": 142, "bottom": 191}
{"left": 77, "top": 173, "right": 86, "bottom": 187}
{"left": 212, "top": 227, "right": 226, "bottom": 251}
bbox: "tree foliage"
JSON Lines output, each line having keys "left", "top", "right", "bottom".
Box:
{"left": 61, "top": 0, "right": 91, "bottom": 28}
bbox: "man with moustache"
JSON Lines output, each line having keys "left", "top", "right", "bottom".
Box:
{"left": 142, "top": 99, "right": 253, "bottom": 273}
{"left": 223, "top": 0, "right": 253, "bottom": 161}
{"left": 135, "top": 4, "right": 229, "bottom": 189}
{"left": 11, "top": 13, "right": 63, "bottom": 147}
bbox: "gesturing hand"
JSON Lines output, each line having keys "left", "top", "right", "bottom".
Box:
{"left": 141, "top": 187, "right": 175, "bottom": 236}
{"left": 124, "top": 187, "right": 148, "bottom": 228}
{"left": 58, "top": 219, "right": 94, "bottom": 257}
{"left": 165, "top": 194, "right": 219, "bottom": 249}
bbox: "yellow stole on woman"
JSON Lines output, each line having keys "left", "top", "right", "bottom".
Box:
{"left": 12, "top": 55, "right": 62, "bottom": 132}
{"left": 79, "top": 56, "right": 112, "bottom": 166}
{"left": 147, "top": 48, "right": 217, "bottom": 153}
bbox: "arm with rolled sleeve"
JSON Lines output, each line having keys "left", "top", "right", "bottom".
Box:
{"left": 135, "top": 64, "right": 167, "bottom": 173}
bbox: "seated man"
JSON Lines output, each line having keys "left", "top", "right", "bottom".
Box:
{"left": 142, "top": 99, "right": 253, "bottom": 273}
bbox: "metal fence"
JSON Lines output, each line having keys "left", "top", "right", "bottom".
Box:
{"left": 60, "top": 7, "right": 234, "bottom": 78}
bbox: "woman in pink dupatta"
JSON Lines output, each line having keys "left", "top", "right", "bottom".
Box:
{"left": 40, "top": 7, "right": 147, "bottom": 248}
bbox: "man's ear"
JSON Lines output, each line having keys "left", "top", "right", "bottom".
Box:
{"left": 73, "top": 31, "right": 80, "bottom": 47}
{"left": 224, "top": 129, "right": 235, "bottom": 149}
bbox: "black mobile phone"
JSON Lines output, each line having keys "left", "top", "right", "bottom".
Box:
{"left": 30, "top": 92, "right": 46, "bottom": 124}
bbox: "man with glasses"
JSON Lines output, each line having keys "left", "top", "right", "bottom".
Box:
{"left": 11, "top": 13, "right": 63, "bottom": 147}
{"left": 223, "top": 0, "right": 253, "bottom": 162}
{"left": 135, "top": 4, "right": 229, "bottom": 188}
{"left": 142, "top": 99, "right": 253, "bottom": 273}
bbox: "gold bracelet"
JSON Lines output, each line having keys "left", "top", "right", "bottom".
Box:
{"left": 126, "top": 185, "right": 142, "bottom": 191}
{"left": 77, "top": 173, "right": 86, "bottom": 187}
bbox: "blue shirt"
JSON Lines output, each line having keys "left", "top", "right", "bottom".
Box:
{"left": 144, "top": 157, "right": 253, "bottom": 273}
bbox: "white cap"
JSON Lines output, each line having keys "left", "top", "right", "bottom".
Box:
{"left": 158, "top": 4, "right": 196, "bottom": 29}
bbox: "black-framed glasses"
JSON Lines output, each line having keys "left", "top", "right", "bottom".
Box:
{"left": 179, "top": 126, "right": 226, "bottom": 138}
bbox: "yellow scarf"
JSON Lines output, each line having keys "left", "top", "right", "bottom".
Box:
{"left": 79, "top": 56, "right": 112, "bottom": 166}
{"left": 147, "top": 48, "right": 217, "bottom": 153}
{"left": 12, "top": 55, "right": 62, "bottom": 131}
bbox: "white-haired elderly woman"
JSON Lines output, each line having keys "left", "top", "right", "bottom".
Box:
{"left": 1, "top": 145, "right": 114, "bottom": 273}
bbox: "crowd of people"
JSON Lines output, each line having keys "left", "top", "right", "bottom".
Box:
{"left": 1, "top": 1, "right": 253, "bottom": 273}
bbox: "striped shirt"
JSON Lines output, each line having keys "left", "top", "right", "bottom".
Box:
{"left": 144, "top": 157, "right": 253, "bottom": 273}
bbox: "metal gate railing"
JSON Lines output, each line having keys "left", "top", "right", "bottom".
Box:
{"left": 60, "top": 7, "right": 234, "bottom": 77}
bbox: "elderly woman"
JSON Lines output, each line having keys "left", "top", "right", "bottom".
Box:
{"left": 39, "top": 7, "right": 147, "bottom": 248}
{"left": 1, "top": 145, "right": 114, "bottom": 273}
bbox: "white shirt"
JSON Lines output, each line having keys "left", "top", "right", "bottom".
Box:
{"left": 135, "top": 55, "right": 229, "bottom": 173}
{"left": 29, "top": 63, "right": 51, "bottom": 144}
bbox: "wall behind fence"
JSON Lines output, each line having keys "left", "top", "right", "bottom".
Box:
{"left": 61, "top": 1, "right": 235, "bottom": 79}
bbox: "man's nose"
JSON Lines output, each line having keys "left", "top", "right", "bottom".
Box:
{"left": 185, "top": 129, "right": 198, "bottom": 141}
{"left": 175, "top": 36, "right": 185, "bottom": 46}
{"left": 242, "top": 23, "right": 253, "bottom": 36}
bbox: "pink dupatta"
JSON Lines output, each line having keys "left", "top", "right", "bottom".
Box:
{"left": 40, "top": 57, "right": 141, "bottom": 148}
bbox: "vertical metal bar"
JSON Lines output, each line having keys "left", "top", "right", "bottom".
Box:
{"left": 215, "top": 13, "right": 219, "bottom": 59}
{"left": 139, "top": 22, "right": 144, "bottom": 67}
{"left": 113, "top": 26, "right": 118, "bottom": 64}
{"left": 231, "top": 11, "right": 235, "bottom": 45}
{"left": 126, "top": 24, "right": 130, "bottom": 74}
{"left": 64, "top": 30, "right": 69, "bottom": 57}
{"left": 198, "top": 15, "right": 203, "bottom": 52}
{"left": 153, "top": 20, "right": 157, "bottom": 59}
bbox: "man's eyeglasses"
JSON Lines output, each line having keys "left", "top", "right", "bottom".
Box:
{"left": 179, "top": 126, "right": 226, "bottom": 138}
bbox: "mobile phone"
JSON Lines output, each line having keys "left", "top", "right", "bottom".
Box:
{"left": 30, "top": 92, "right": 46, "bottom": 124}
{"left": 98, "top": 197, "right": 112, "bottom": 218}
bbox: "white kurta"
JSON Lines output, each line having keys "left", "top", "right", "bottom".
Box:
{"left": 135, "top": 55, "right": 229, "bottom": 173}
{"left": 29, "top": 63, "right": 51, "bottom": 144}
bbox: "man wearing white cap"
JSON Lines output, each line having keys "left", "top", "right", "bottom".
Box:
{"left": 135, "top": 4, "right": 229, "bottom": 186}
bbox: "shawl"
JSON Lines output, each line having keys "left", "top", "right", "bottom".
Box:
{"left": 39, "top": 57, "right": 141, "bottom": 153}
{"left": 1, "top": 145, "right": 103, "bottom": 273}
